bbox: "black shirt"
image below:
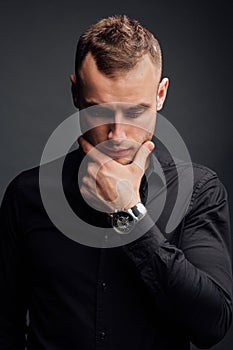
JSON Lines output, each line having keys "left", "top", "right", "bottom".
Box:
{"left": 0, "top": 145, "right": 232, "bottom": 350}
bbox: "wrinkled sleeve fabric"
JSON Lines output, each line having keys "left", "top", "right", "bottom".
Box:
{"left": 123, "top": 172, "right": 232, "bottom": 349}
{"left": 0, "top": 176, "right": 28, "bottom": 349}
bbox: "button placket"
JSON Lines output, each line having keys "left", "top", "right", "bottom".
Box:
{"left": 95, "top": 249, "right": 109, "bottom": 348}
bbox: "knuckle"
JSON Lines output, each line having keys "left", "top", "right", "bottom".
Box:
{"left": 80, "top": 186, "right": 85, "bottom": 196}
{"left": 87, "top": 164, "right": 92, "bottom": 176}
{"left": 82, "top": 176, "right": 89, "bottom": 185}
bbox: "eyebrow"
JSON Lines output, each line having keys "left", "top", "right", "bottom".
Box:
{"left": 125, "top": 105, "right": 149, "bottom": 111}
{"left": 82, "top": 100, "right": 99, "bottom": 108}
{"left": 81, "top": 99, "right": 152, "bottom": 109}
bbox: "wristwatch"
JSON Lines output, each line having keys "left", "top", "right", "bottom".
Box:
{"left": 110, "top": 202, "right": 147, "bottom": 234}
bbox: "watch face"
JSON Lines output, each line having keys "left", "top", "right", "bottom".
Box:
{"left": 112, "top": 211, "right": 134, "bottom": 234}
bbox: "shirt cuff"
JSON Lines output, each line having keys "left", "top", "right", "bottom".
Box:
{"left": 122, "top": 213, "right": 168, "bottom": 263}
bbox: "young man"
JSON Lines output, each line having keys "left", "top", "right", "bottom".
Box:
{"left": 0, "top": 15, "right": 232, "bottom": 350}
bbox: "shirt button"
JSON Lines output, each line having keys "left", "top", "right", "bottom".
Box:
{"left": 101, "top": 281, "right": 107, "bottom": 289}
{"left": 97, "top": 331, "right": 106, "bottom": 342}
{"left": 100, "top": 331, "right": 106, "bottom": 341}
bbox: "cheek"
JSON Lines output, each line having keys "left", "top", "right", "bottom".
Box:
{"left": 84, "top": 126, "right": 109, "bottom": 145}
{"left": 128, "top": 115, "right": 155, "bottom": 142}
{"left": 129, "top": 127, "right": 153, "bottom": 144}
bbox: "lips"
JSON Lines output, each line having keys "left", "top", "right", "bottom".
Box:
{"left": 101, "top": 147, "right": 132, "bottom": 158}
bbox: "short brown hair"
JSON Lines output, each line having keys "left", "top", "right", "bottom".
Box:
{"left": 75, "top": 15, "right": 162, "bottom": 78}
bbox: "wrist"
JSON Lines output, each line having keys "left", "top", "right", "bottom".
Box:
{"left": 110, "top": 202, "right": 147, "bottom": 234}
{"left": 124, "top": 195, "right": 141, "bottom": 211}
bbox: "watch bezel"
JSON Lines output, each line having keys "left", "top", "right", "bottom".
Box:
{"left": 112, "top": 210, "right": 135, "bottom": 234}
{"left": 110, "top": 203, "right": 147, "bottom": 234}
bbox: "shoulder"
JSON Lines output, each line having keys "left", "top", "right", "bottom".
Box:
{"left": 0, "top": 165, "right": 40, "bottom": 211}
{"left": 192, "top": 161, "right": 218, "bottom": 187}
{"left": 187, "top": 162, "right": 228, "bottom": 215}
{"left": 154, "top": 147, "right": 228, "bottom": 219}
{"left": 1, "top": 148, "right": 82, "bottom": 204}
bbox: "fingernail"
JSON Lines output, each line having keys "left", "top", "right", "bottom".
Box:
{"left": 148, "top": 142, "right": 155, "bottom": 151}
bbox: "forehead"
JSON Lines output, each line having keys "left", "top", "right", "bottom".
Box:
{"left": 78, "top": 53, "right": 160, "bottom": 105}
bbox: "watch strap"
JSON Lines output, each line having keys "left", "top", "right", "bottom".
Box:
{"left": 127, "top": 202, "right": 147, "bottom": 222}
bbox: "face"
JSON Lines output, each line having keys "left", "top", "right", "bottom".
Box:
{"left": 71, "top": 52, "right": 169, "bottom": 164}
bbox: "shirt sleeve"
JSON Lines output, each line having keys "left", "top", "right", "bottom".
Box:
{"left": 0, "top": 176, "right": 28, "bottom": 349}
{"left": 123, "top": 173, "right": 233, "bottom": 349}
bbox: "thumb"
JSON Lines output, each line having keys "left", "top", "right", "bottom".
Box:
{"left": 133, "top": 141, "right": 155, "bottom": 171}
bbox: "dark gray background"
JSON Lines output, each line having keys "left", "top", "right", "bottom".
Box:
{"left": 0, "top": 0, "right": 232, "bottom": 349}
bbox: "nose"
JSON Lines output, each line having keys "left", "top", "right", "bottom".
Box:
{"left": 107, "top": 112, "right": 126, "bottom": 140}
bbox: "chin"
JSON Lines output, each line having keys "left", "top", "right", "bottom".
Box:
{"left": 113, "top": 157, "right": 133, "bottom": 165}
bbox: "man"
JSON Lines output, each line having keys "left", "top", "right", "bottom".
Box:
{"left": 0, "top": 15, "right": 232, "bottom": 350}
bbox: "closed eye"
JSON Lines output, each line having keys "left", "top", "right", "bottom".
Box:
{"left": 124, "top": 107, "right": 147, "bottom": 118}
{"left": 85, "top": 107, "right": 114, "bottom": 119}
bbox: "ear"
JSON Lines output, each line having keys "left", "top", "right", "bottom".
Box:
{"left": 70, "top": 74, "right": 79, "bottom": 108}
{"left": 156, "top": 77, "right": 169, "bottom": 111}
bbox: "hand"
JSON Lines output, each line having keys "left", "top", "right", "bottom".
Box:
{"left": 78, "top": 136, "right": 154, "bottom": 212}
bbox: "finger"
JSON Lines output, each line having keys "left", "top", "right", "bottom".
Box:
{"left": 133, "top": 141, "right": 155, "bottom": 171}
{"left": 78, "top": 136, "right": 111, "bottom": 165}
{"left": 82, "top": 175, "right": 93, "bottom": 188}
{"left": 86, "top": 161, "right": 99, "bottom": 179}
